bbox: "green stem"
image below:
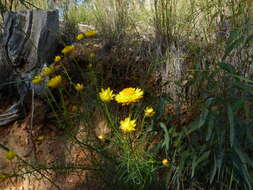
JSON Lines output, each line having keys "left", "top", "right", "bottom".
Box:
{"left": 73, "top": 58, "right": 86, "bottom": 81}
{"left": 103, "top": 103, "right": 114, "bottom": 129}
{"left": 140, "top": 116, "right": 146, "bottom": 132}
{"left": 61, "top": 62, "right": 74, "bottom": 85}
{"left": 0, "top": 143, "right": 62, "bottom": 190}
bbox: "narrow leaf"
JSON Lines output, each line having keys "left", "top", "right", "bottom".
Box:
{"left": 227, "top": 105, "right": 235, "bottom": 148}
{"left": 160, "top": 122, "right": 170, "bottom": 151}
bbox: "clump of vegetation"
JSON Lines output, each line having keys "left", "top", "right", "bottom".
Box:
{"left": 0, "top": 0, "right": 253, "bottom": 190}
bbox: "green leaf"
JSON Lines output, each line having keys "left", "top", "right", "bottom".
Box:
{"left": 199, "top": 108, "right": 209, "bottom": 128}
{"left": 246, "top": 127, "right": 253, "bottom": 145}
{"left": 216, "top": 148, "right": 224, "bottom": 180}
{"left": 206, "top": 116, "right": 214, "bottom": 141}
{"left": 210, "top": 154, "right": 217, "bottom": 184}
{"left": 219, "top": 63, "right": 236, "bottom": 74}
{"left": 227, "top": 29, "right": 240, "bottom": 42}
{"left": 227, "top": 105, "right": 235, "bottom": 148}
{"left": 223, "top": 35, "right": 245, "bottom": 59}
{"left": 185, "top": 108, "right": 209, "bottom": 137}
{"left": 160, "top": 122, "right": 170, "bottom": 151}
{"left": 191, "top": 151, "right": 210, "bottom": 177}
{"left": 247, "top": 34, "right": 253, "bottom": 44}
{"left": 232, "top": 152, "right": 252, "bottom": 190}
{"left": 234, "top": 145, "right": 253, "bottom": 168}
{"left": 233, "top": 98, "right": 244, "bottom": 113}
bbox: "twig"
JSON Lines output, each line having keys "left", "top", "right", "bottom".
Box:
{"left": 0, "top": 143, "right": 62, "bottom": 190}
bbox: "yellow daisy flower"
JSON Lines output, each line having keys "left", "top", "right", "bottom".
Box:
{"left": 89, "top": 52, "right": 96, "bottom": 58}
{"left": 119, "top": 117, "right": 136, "bottom": 133}
{"left": 41, "top": 65, "right": 54, "bottom": 76}
{"left": 98, "top": 135, "right": 106, "bottom": 141}
{"left": 75, "top": 83, "right": 84, "bottom": 92}
{"left": 76, "top": 33, "right": 84, "bottom": 40}
{"left": 61, "top": 45, "right": 74, "bottom": 54}
{"left": 32, "top": 75, "right": 42, "bottom": 84}
{"left": 87, "top": 64, "right": 92, "bottom": 69}
{"left": 36, "top": 136, "right": 45, "bottom": 141}
{"left": 54, "top": 55, "right": 61, "bottom": 63}
{"left": 115, "top": 88, "right": 144, "bottom": 105}
{"left": 6, "top": 150, "right": 16, "bottom": 160}
{"left": 144, "top": 106, "right": 155, "bottom": 117}
{"left": 72, "top": 105, "right": 78, "bottom": 112}
{"left": 0, "top": 174, "right": 7, "bottom": 180}
{"left": 47, "top": 75, "right": 62, "bottom": 88}
{"left": 162, "top": 159, "right": 169, "bottom": 166}
{"left": 99, "top": 88, "right": 115, "bottom": 102}
{"left": 84, "top": 30, "right": 97, "bottom": 37}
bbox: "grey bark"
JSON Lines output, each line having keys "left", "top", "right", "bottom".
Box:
{"left": 0, "top": 9, "right": 59, "bottom": 126}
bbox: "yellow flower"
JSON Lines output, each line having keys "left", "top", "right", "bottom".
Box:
{"left": 76, "top": 33, "right": 84, "bottom": 40}
{"left": 99, "top": 88, "right": 115, "bottom": 102}
{"left": 119, "top": 117, "right": 136, "bottom": 133}
{"left": 75, "top": 83, "right": 84, "bottom": 92}
{"left": 0, "top": 174, "right": 7, "bottom": 180}
{"left": 6, "top": 151, "right": 16, "bottom": 160}
{"left": 61, "top": 45, "right": 74, "bottom": 54}
{"left": 41, "top": 65, "right": 54, "bottom": 76}
{"left": 173, "top": 139, "right": 181, "bottom": 148}
{"left": 84, "top": 30, "right": 97, "bottom": 37}
{"left": 144, "top": 106, "right": 155, "bottom": 117}
{"left": 72, "top": 105, "right": 78, "bottom": 112}
{"left": 115, "top": 88, "right": 144, "bottom": 105}
{"left": 36, "top": 136, "right": 45, "bottom": 141}
{"left": 54, "top": 55, "right": 61, "bottom": 63}
{"left": 32, "top": 75, "right": 42, "bottom": 84}
{"left": 89, "top": 53, "right": 96, "bottom": 58}
{"left": 47, "top": 75, "right": 62, "bottom": 88}
{"left": 87, "top": 64, "right": 92, "bottom": 69}
{"left": 162, "top": 159, "right": 169, "bottom": 166}
{"left": 98, "top": 135, "right": 106, "bottom": 141}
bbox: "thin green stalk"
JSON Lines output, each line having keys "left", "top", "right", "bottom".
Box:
{"left": 45, "top": 89, "right": 65, "bottom": 128}
{"left": 71, "top": 135, "right": 116, "bottom": 163}
{"left": 103, "top": 103, "right": 114, "bottom": 129}
{"left": 140, "top": 116, "right": 145, "bottom": 132}
{"left": 0, "top": 143, "right": 62, "bottom": 190}
{"left": 72, "top": 57, "right": 86, "bottom": 81}
{"left": 58, "top": 87, "right": 73, "bottom": 128}
{"left": 60, "top": 62, "right": 74, "bottom": 85}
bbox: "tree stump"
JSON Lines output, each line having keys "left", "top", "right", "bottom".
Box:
{"left": 0, "top": 9, "right": 59, "bottom": 126}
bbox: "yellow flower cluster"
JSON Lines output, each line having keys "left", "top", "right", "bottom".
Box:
{"left": 41, "top": 65, "right": 54, "bottom": 76}
{"left": 98, "top": 88, "right": 157, "bottom": 134}
{"left": 119, "top": 117, "right": 136, "bottom": 133}
{"left": 32, "top": 65, "right": 56, "bottom": 85}
{"left": 99, "top": 87, "right": 144, "bottom": 105}
{"left": 32, "top": 29, "right": 99, "bottom": 89}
